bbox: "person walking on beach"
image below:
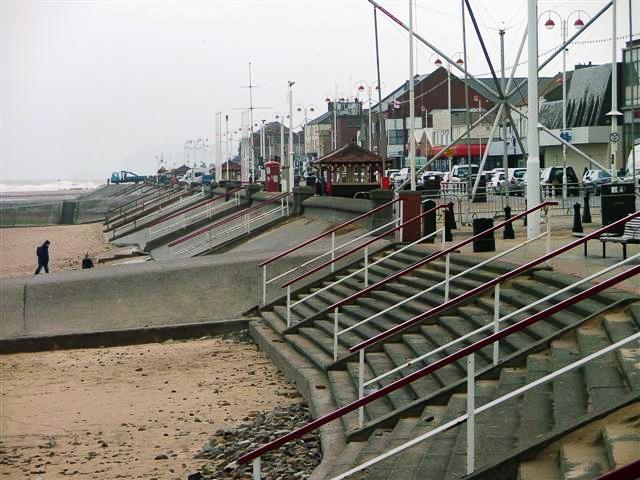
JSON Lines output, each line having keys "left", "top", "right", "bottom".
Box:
{"left": 35, "top": 240, "right": 50, "bottom": 274}
{"left": 82, "top": 253, "right": 94, "bottom": 269}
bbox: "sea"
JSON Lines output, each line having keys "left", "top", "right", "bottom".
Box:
{"left": 0, "top": 179, "right": 104, "bottom": 193}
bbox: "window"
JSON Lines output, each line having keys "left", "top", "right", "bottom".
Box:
{"left": 388, "top": 129, "right": 404, "bottom": 145}
{"left": 624, "top": 47, "right": 639, "bottom": 108}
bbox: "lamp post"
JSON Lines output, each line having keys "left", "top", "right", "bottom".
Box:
{"left": 287, "top": 81, "right": 295, "bottom": 193}
{"left": 431, "top": 52, "right": 464, "bottom": 172}
{"left": 296, "top": 104, "right": 316, "bottom": 169}
{"left": 323, "top": 92, "right": 349, "bottom": 152}
{"left": 541, "top": 8, "right": 590, "bottom": 198}
{"left": 356, "top": 81, "right": 384, "bottom": 151}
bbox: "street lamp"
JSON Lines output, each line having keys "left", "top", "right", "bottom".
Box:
{"left": 356, "top": 81, "right": 384, "bottom": 152}
{"left": 323, "top": 93, "right": 349, "bottom": 151}
{"left": 430, "top": 52, "right": 464, "bottom": 171}
{"left": 540, "top": 8, "right": 590, "bottom": 199}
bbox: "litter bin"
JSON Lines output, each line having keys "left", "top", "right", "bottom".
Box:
{"left": 472, "top": 218, "right": 496, "bottom": 252}
{"left": 601, "top": 183, "right": 635, "bottom": 234}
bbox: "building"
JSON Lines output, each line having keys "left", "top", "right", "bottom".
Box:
{"left": 250, "top": 121, "right": 303, "bottom": 164}
{"left": 304, "top": 100, "right": 364, "bottom": 160}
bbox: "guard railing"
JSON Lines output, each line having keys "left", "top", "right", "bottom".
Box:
{"left": 227, "top": 211, "right": 640, "bottom": 480}
{"left": 146, "top": 188, "right": 241, "bottom": 242}
{"left": 282, "top": 203, "right": 448, "bottom": 329}
{"left": 229, "top": 255, "right": 639, "bottom": 479}
{"left": 258, "top": 198, "right": 403, "bottom": 306}
{"left": 105, "top": 183, "right": 162, "bottom": 220}
{"left": 168, "top": 192, "right": 291, "bottom": 257}
{"left": 105, "top": 185, "right": 176, "bottom": 224}
{"left": 108, "top": 188, "right": 207, "bottom": 239}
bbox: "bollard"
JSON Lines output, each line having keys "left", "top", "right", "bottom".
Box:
{"left": 572, "top": 203, "right": 583, "bottom": 233}
{"left": 422, "top": 200, "right": 437, "bottom": 244}
{"left": 582, "top": 192, "right": 592, "bottom": 223}
{"left": 444, "top": 209, "right": 454, "bottom": 242}
{"left": 446, "top": 202, "right": 457, "bottom": 230}
{"left": 503, "top": 206, "right": 515, "bottom": 239}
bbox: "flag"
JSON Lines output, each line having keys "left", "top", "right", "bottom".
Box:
{"left": 393, "top": 100, "right": 401, "bottom": 109}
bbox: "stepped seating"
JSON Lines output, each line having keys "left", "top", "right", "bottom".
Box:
{"left": 253, "top": 243, "right": 639, "bottom": 480}
{"left": 323, "top": 305, "right": 640, "bottom": 479}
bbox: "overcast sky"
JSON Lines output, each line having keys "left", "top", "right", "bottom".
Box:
{"left": 1, "top": 0, "right": 637, "bottom": 180}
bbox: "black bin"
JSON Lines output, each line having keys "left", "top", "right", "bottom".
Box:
{"left": 601, "top": 182, "right": 636, "bottom": 234}
{"left": 472, "top": 218, "right": 495, "bottom": 252}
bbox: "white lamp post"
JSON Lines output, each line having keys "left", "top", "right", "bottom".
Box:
{"left": 541, "top": 8, "right": 590, "bottom": 198}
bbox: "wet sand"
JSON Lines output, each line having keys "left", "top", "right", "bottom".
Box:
{"left": 0, "top": 335, "right": 298, "bottom": 479}
{"left": 0, "top": 223, "right": 111, "bottom": 278}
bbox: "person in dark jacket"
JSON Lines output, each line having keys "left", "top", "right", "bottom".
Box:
{"left": 35, "top": 240, "right": 50, "bottom": 274}
{"left": 82, "top": 253, "right": 94, "bottom": 269}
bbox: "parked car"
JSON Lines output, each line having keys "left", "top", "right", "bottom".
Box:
{"left": 417, "top": 171, "right": 444, "bottom": 190}
{"left": 490, "top": 172, "right": 506, "bottom": 193}
{"left": 507, "top": 168, "right": 527, "bottom": 195}
{"left": 583, "top": 169, "right": 611, "bottom": 195}
{"left": 540, "top": 166, "right": 580, "bottom": 196}
{"left": 443, "top": 164, "right": 480, "bottom": 183}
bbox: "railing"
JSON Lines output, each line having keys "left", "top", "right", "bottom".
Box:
{"left": 105, "top": 183, "right": 160, "bottom": 219}
{"left": 106, "top": 187, "right": 191, "bottom": 228}
{"left": 258, "top": 198, "right": 402, "bottom": 306}
{"left": 146, "top": 188, "right": 241, "bottom": 242}
{"left": 282, "top": 203, "right": 447, "bottom": 329}
{"left": 109, "top": 188, "right": 207, "bottom": 239}
{"left": 595, "top": 459, "right": 640, "bottom": 480}
{"left": 227, "top": 212, "right": 640, "bottom": 479}
{"left": 229, "top": 259, "right": 639, "bottom": 479}
{"left": 168, "top": 192, "right": 291, "bottom": 257}
{"left": 105, "top": 185, "right": 173, "bottom": 223}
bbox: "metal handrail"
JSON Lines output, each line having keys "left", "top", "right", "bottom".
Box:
{"left": 350, "top": 210, "right": 640, "bottom": 353}
{"left": 105, "top": 184, "right": 165, "bottom": 219}
{"left": 107, "top": 187, "right": 191, "bottom": 228}
{"left": 173, "top": 201, "right": 288, "bottom": 257}
{"left": 258, "top": 198, "right": 402, "bottom": 268}
{"left": 365, "top": 252, "right": 639, "bottom": 389}
{"left": 282, "top": 204, "right": 447, "bottom": 288}
{"left": 321, "top": 201, "right": 557, "bottom": 318}
{"left": 109, "top": 189, "right": 206, "bottom": 235}
{"left": 231, "top": 263, "right": 640, "bottom": 471}
{"left": 146, "top": 188, "right": 242, "bottom": 228}
{"left": 168, "top": 192, "right": 290, "bottom": 247}
{"left": 332, "top": 328, "right": 640, "bottom": 479}
{"left": 107, "top": 186, "right": 179, "bottom": 221}
{"left": 595, "top": 459, "right": 640, "bottom": 480}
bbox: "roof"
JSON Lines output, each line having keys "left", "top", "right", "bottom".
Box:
{"left": 311, "top": 143, "right": 389, "bottom": 165}
{"left": 306, "top": 111, "right": 333, "bottom": 126}
{"left": 222, "top": 160, "right": 241, "bottom": 171}
{"left": 370, "top": 73, "right": 431, "bottom": 112}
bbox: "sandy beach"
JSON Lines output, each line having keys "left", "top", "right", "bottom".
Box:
{"left": 0, "top": 334, "right": 298, "bottom": 479}
{"left": 0, "top": 223, "right": 112, "bottom": 278}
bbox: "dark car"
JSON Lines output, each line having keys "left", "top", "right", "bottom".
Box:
{"left": 583, "top": 169, "right": 611, "bottom": 195}
{"left": 540, "top": 166, "right": 580, "bottom": 196}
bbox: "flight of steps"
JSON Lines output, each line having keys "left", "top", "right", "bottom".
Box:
{"left": 321, "top": 305, "right": 640, "bottom": 479}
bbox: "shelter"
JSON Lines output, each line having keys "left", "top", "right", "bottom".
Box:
{"left": 311, "top": 143, "right": 391, "bottom": 197}
{"left": 221, "top": 160, "right": 241, "bottom": 181}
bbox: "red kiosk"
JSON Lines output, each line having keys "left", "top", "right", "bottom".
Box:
{"left": 264, "top": 161, "right": 281, "bottom": 192}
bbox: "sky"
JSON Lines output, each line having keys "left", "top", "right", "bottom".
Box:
{"left": 1, "top": 0, "right": 637, "bottom": 181}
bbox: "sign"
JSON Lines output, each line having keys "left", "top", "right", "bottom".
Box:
{"left": 560, "top": 130, "right": 572, "bottom": 143}
{"left": 609, "top": 132, "right": 620, "bottom": 143}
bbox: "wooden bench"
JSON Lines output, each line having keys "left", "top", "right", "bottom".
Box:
{"left": 599, "top": 217, "right": 640, "bottom": 259}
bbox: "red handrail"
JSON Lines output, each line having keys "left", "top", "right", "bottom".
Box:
{"left": 108, "top": 189, "right": 195, "bottom": 230}
{"left": 316, "top": 201, "right": 556, "bottom": 317}
{"left": 258, "top": 198, "right": 402, "bottom": 268}
{"left": 146, "top": 187, "right": 242, "bottom": 228}
{"left": 235, "top": 264, "right": 640, "bottom": 466}
{"left": 108, "top": 187, "right": 183, "bottom": 222}
{"left": 168, "top": 192, "right": 290, "bottom": 247}
{"left": 595, "top": 460, "right": 640, "bottom": 479}
{"left": 106, "top": 184, "right": 163, "bottom": 216}
{"left": 350, "top": 210, "right": 640, "bottom": 353}
{"left": 280, "top": 203, "right": 447, "bottom": 288}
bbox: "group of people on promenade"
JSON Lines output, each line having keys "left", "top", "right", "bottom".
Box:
{"left": 34, "top": 240, "right": 94, "bottom": 275}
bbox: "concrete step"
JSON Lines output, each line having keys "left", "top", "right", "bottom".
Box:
{"left": 518, "top": 352, "right": 553, "bottom": 448}
{"left": 631, "top": 303, "right": 640, "bottom": 328}
{"left": 410, "top": 327, "right": 466, "bottom": 386}
{"left": 603, "top": 423, "right": 640, "bottom": 469}
{"left": 438, "top": 315, "right": 493, "bottom": 367}
{"left": 354, "top": 298, "right": 410, "bottom": 332}
{"left": 419, "top": 324, "right": 475, "bottom": 378}
{"left": 365, "top": 352, "right": 416, "bottom": 410}
{"left": 550, "top": 337, "right": 588, "bottom": 430}
{"left": 498, "top": 288, "right": 575, "bottom": 331}
{"left": 369, "top": 289, "right": 441, "bottom": 319}
{"left": 426, "top": 259, "right": 499, "bottom": 285}
{"left": 383, "top": 342, "right": 440, "bottom": 399}
{"left": 576, "top": 325, "right": 630, "bottom": 412}
{"left": 346, "top": 362, "right": 394, "bottom": 421}
{"left": 518, "top": 454, "right": 562, "bottom": 480}
{"left": 408, "top": 267, "right": 484, "bottom": 293}
{"left": 336, "top": 306, "right": 386, "bottom": 339}
{"left": 323, "top": 439, "right": 367, "bottom": 479}
{"left": 511, "top": 279, "right": 610, "bottom": 319}
{"left": 560, "top": 441, "right": 610, "bottom": 479}
{"left": 327, "top": 370, "right": 364, "bottom": 432}
{"left": 299, "top": 326, "right": 347, "bottom": 360}
{"left": 273, "top": 304, "right": 304, "bottom": 327}
{"left": 314, "top": 319, "right": 360, "bottom": 351}
{"left": 261, "top": 310, "right": 287, "bottom": 335}
{"left": 350, "top": 428, "right": 394, "bottom": 469}
{"left": 602, "top": 311, "right": 640, "bottom": 392}
{"left": 287, "top": 331, "right": 333, "bottom": 370}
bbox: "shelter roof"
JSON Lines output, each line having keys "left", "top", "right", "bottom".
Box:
{"left": 311, "top": 143, "right": 389, "bottom": 165}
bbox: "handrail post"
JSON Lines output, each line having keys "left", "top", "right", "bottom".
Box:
{"left": 286, "top": 286, "right": 291, "bottom": 328}
{"left": 262, "top": 265, "right": 267, "bottom": 306}
{"left": 466, "top": 353, "right": 475, "bottom": 475}
{"left": 364, "top": 246, "right": 369, "bottom": 288}
{"left": 493, "top": 283, "right": 500, "bottom": 365}
{"left": 546, "top": 206, "right": 552, "bottom": 256}
{"left": 399, "top": 200, "right": 404, "bottom": 242}
{"left": 331, "top": 232, "right": 336, "bottom": 273}
{"left": 444, "top": 253, "right": 450, "bottom": 302}
{"left": 358, "top": 349, "right": 365, "bottom": 428}
{"left": 252, "top": 457, "right": 261, "bottom": 480}
{"left": 333, "top": 308, "right": 339, "bottom": 362}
